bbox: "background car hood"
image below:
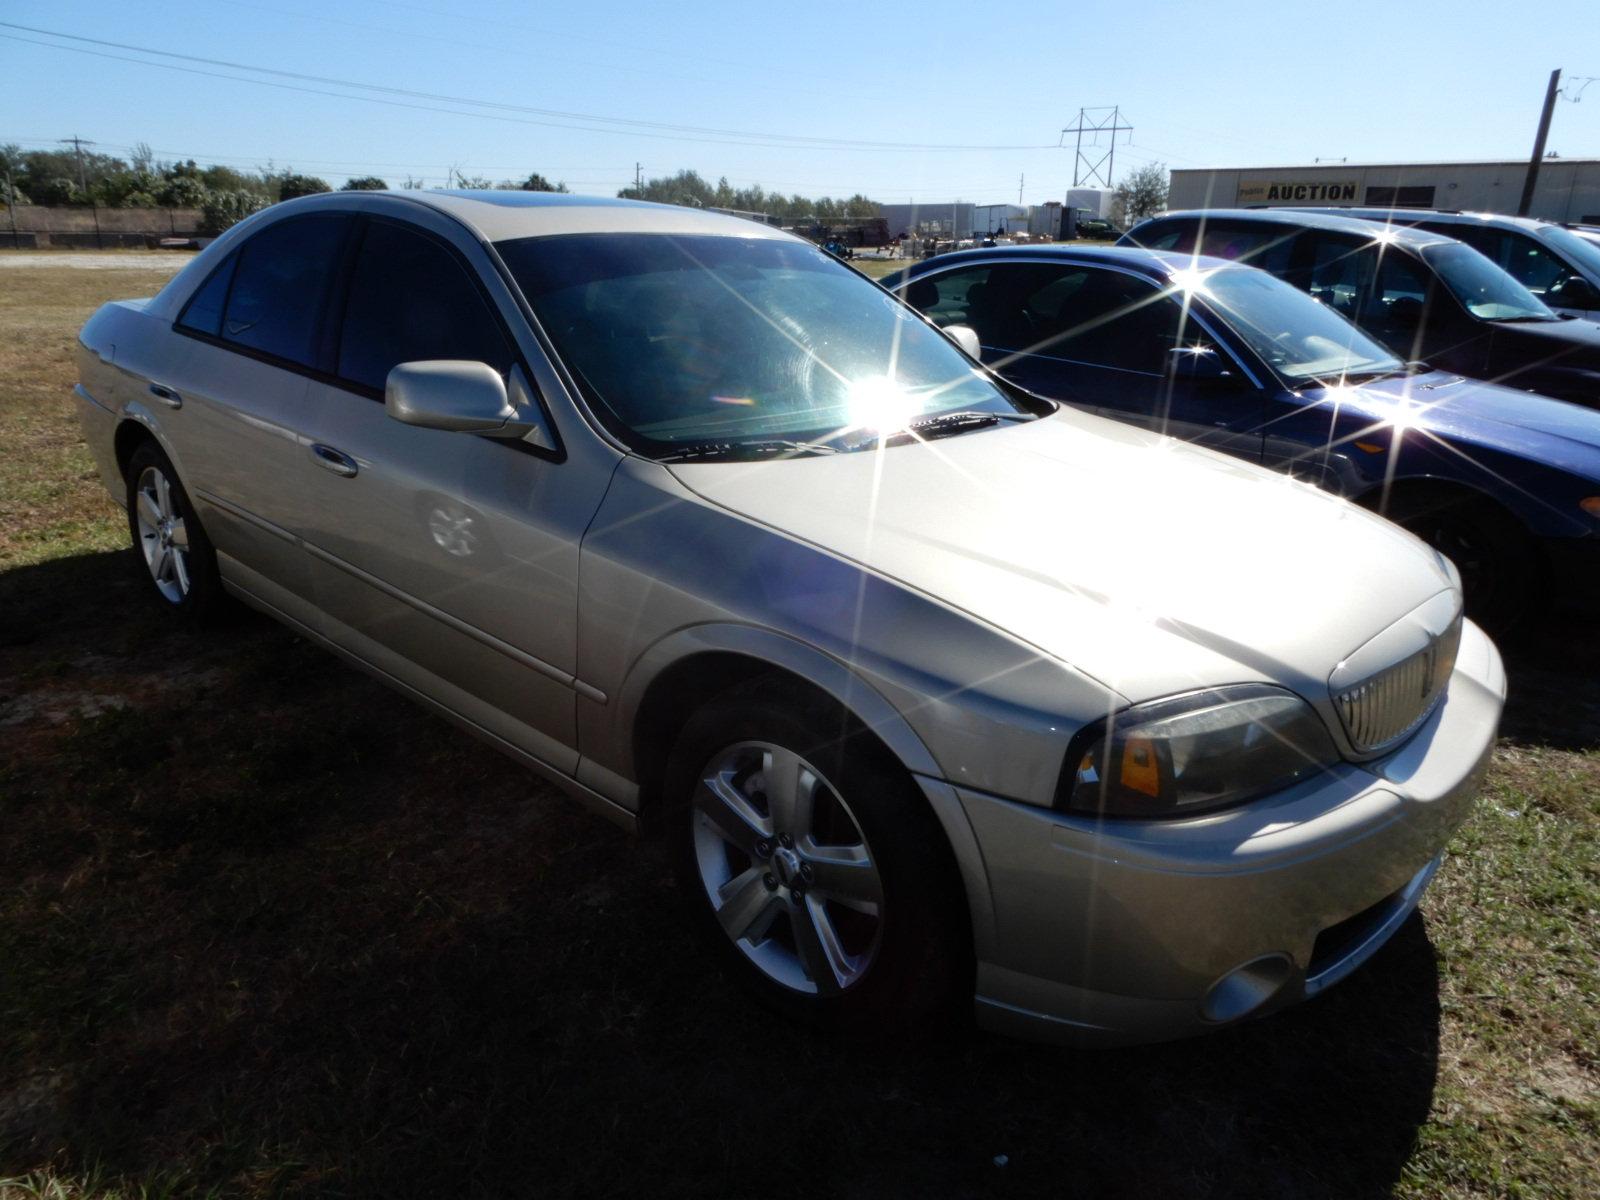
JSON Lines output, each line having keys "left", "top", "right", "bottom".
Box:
{"left": 668, "top": 407, "right": 1456, "bottom": 704}
{"left": 1329, "top": 372, "right": 1600, "bottom": 479}
{"left": 1497, "top": 314, "right": 1600, "bottom": 363}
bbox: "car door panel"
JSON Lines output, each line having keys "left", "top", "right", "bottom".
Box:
{"left": 293, "top": 215, "right": 611, "bottom": 771}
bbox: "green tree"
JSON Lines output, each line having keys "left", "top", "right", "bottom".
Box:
{"left": 278, "top": 173, "right": 332, "bottom": 201}
{"left": 1114, "top": 162, "right": 1169, "bottom": 224}
{"left": 341, "top": 176, "right": 389, "bottom": 191}
{"left": 201, "top": 190, "right": 265, "bottom": 235}
{"left": 505, "top": 172, "right": 567, "bottom": 192}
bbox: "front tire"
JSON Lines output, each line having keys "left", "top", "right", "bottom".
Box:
{"left": 124, "top": 440, "right": 225, "bottom": 624}
{"left": 1386, "top": 491, "right": 1539, "bottom": 636}
{"left": 667, "top": 678, "right": 969, "bottom": 1035}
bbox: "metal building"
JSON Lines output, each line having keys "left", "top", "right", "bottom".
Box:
{"left": 1168, "top": 159, "right": 1600, "bottom": 223}
{"left": 877, "top": 202, "right": 976, "bottom": 239}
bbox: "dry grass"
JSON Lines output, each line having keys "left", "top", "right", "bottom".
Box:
{"left": 0, "top": 262, "right": 1595, "bottom": 1200}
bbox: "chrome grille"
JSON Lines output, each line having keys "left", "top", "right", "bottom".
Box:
{"left": 1335, "top": 617, "right": 1461, "bottom": 754}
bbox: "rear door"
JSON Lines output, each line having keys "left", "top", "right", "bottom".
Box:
{"left": 160, "top": 212, "right": 356, "bottom": 614}
{"left": 294, "top": 212, "right": 615, "bottom": 771}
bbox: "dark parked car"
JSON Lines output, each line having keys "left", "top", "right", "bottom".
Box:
{"left": 1291, "top": 208, "right": 1600, "bottom": 319}
{"left": 1119, "top": 209, "right": 1600, "bottom": 409}
{"left": 885, "top": 244, "right": 1600, "bottom": 630}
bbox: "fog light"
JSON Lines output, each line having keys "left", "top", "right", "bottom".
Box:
{"left": 1200, "top": 955, "right": 1294, "bottom": 1023}
{"left": 1581, "top": 497, "right": 1600, "bottom": 518}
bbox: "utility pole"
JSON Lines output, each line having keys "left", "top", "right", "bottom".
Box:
{"left": 1060, "top": 107, "right": 1133, "bottom": 188}
{"left": 634, "top": 162, "right": 643, "bottom": 192}
{"left": 1018, "top": 173, "right": 1024, "bottom": 205}
{"left": 3, "top": 166, "right": 19, "bottom": 248}
{"left": 59, "top": 134, "right": 94, "bottom": 193}
{"left": 1518, "top": 68, "right": 1562, "bottom": 217}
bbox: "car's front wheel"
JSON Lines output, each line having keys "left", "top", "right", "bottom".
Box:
{"left": 124, "top": 439, "right": 225, "bottom": 623}
{"left": 667, "top": 679, "right": 968, "bottom": 1034}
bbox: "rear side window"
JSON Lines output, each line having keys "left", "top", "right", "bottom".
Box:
{"left": 336, "top": 221, "right": 515, "bottom": 392}
{"left": 176, "top": 253, "right": 237, "bottom": 337}
{"left": 1028, "top": 267, "right": 1182, "bottom": 373}
{"left": 1197, "top": 223, "right": 1297, "bottom": 274}
{"left": 219, "top": 215, "right": 350, "bottom": 367}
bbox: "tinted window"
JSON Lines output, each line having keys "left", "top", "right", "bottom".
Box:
{"left": 222, "top": 215, "right": 349, "bottom": 366}
{"left": 177, "top": 253, "right": 237, "bottom": 337}
{"left": 338, "top": 221, "right": 515, "bottom": 392}
{"left": 1303, "top": 234, "right": 1374, "bottom": 321}
{"left": 1129, "top": 220, "right": 1189, "bottom": 252}
{"left": 911, "top": 264, "right": 991, "bottom": 327}
{"left": 1196, "top": 223, "right": 1297, "bottom": 274}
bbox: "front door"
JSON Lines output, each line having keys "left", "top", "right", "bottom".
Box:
{"left": 295, "top": 215, "right": 613, "bottom": 772}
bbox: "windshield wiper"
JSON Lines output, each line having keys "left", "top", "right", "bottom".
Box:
{"left": 1490, "top": 314, "right": 1561, "bottom": 323}
{"left": 843, "top": 410, "right": 1031, "bottom": 452}
{"left": 655, "top": 438, "right": 838, "bottom": 463}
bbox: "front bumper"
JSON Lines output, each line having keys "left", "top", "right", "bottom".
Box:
{"left": 946, "top": 618, "right": 1505, "bottom": 1047}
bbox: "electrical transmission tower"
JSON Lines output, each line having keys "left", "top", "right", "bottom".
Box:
{"left": 1059, "top": 108, "right": 1132, "bottom": 188}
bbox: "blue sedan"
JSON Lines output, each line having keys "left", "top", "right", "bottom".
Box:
{"left": 884, "top": 245, "right": 1600, "bottom": 631}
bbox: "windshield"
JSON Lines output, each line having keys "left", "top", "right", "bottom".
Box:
{"left": 497, "top": 233, "right": 1028, "bottom": 456}
{"left": 1186, "top": 265, "right": 1404, "bottom": 382}
{"left": 1537, "top": 224, "right": 1600, "bottom": 282}
{"left": 1423, "top": 241, "right": 1556, "bottom": 321}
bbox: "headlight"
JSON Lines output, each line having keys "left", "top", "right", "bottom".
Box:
{"left": 1059, "top": 684, "right": 1341, "bottom": 818}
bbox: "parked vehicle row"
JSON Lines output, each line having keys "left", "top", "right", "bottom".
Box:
{"left": 78, "top": 191, "right": 1506, "bottom": 1047}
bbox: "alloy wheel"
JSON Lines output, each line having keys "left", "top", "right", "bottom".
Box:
{"left": 691, "top": 740, "right": 885, "bottom": 995}
{"left": 133, "top": 464, "right": 191, "bottom": 604}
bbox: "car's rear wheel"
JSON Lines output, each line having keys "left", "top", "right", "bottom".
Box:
{"left": 667, "top": 678, "right": 968, "bottom": 1034}
{"left": 125, "top": 440, "right": 224, "bottom": 623}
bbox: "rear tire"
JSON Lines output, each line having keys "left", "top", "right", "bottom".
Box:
{"left": 1385, "top": 490, "right": 1539, "bottom": 635}
{"left": 124, "top": 440, "right": 226, "bottom": 625}
{"left": 666, "top": 677, "right": 969, "bottom": 1036}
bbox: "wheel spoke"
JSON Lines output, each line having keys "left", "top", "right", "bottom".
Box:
{"left": 155, "top": 547, "right": 174, "bottom": 584}
{"left": 764, "top": 746, "right": 818, "bottom": 840}
{"left": 696, "top": 772, "right": 771, "bottom": 858}
{"left": 804, "top": 848, "right": 883, "bottom": 912}
{"left": 168, "top": 518, "right": 189, "bottom": 549}
{"left": 136, "top": 490, "right": 162, "bottom": 531}
{"left": 172, "top": 548, "right": 191, "bottom": 594}
{"left": 154, "top": 471, "right": 174, "bottom": 521}
{"left": 791, "top": 899, "right": 849, "bottom": 995}
{"left": 715, "top": 868, "right": 778, "bottom": 943}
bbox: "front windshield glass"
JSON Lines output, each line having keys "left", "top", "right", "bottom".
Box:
{"left": 497, "top": 232, "right": 1027, "bottom": 456}
{"left": 1423, "top": 241, "right": 1556, "bottom": 321}
{"left": 1537, "top": 224, "right": 1600, "bottom": 281}
{"left": 1186, "top": 265, "right": 1404, "bottom": 381}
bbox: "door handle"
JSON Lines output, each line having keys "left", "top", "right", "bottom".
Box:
{"left": 308, "top": 442, "right": 358, "bottom": 478}
{"left": 147, "top": 383, "right": 182, "bottom": 408}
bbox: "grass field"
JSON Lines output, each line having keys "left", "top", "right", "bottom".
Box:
{"left": 0, "top": 260, "right": 1595, "bottom": 1199}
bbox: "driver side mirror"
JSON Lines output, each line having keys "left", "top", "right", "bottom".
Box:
{"left": 1547, "top": 274, "right": 1600, "bottom": 310}
{"left": 1165, "top": 345, "right": 1241, "bottom": 386}
{"left": 386, "top": 360, "right": 557, "bottom": 451}
{"left": 945, "top": 324, "right": 983, "bottom": 361}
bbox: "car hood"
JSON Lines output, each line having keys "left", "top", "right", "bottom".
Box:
{"left": 1494, "top": 313, "right": 1600, "bottom": 362}
{"left": 1327, "top": 371, "right": 1600, "bottom": 478}
{"left": 668, "top": 407, "right": 1457, "bottom": 704}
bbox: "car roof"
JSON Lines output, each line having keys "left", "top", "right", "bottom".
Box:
{"left": 1291, "top": 207, "right": 1558, "bottom": 234}
{"left": 905, "top": 243, "right": 1235, "bottom": 279}
{"left": 294, "top": 188, "right": 797, "bottom": 243}
{"left": 1147, "top": 208, "right": 1454, "bottom": 247}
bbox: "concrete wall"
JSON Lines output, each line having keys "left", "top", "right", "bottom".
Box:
{"left": 1168, "top": 161, "right": 1600, "bottom": 223}
{"left": 0, "top": 206, "right": 203, "bottom": 248}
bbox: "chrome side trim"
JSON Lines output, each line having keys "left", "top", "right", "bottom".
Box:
{"left": 301, "top": 541, "right": 577, "bottom": 690}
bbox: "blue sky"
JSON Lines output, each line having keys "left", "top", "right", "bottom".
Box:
{"left": 3, "top": 0, "right": 1597, "bottom": 203}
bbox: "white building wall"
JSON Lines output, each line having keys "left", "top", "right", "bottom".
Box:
{"left": 1168, "top": 160, "right": 1600, "bottom": 223}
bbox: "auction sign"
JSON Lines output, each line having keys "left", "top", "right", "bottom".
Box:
{"left": 1236, "top": 180, "right": 1358, "bottom": 204}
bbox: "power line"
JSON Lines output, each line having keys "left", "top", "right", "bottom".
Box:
{"left": 1, "top": 22, "right": 1057, "bottom": 153}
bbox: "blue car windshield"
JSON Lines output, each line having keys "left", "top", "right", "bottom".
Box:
{"left": 1423, "top": 242, "right": 1556, "bottom": 321}
{"left": 1537, "top": 224, "right": 1600, "bottom": 284}
{"left": 1184, "top": 265, "right": 1404, "bottom": 381}
{"left": 497, "top": 232, "right": 1027, "bottom": 455}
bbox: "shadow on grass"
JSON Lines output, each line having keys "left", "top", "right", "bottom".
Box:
{"left": 3, "top": 550, "right": 1448, "bottom": 1198}
{"left": 1497, "top": 609, "right": 1600, "bottom": 752}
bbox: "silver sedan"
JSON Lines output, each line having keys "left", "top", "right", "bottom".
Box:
{"left": 74, "top": 190, "right": 1505, "bottom": 1045}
